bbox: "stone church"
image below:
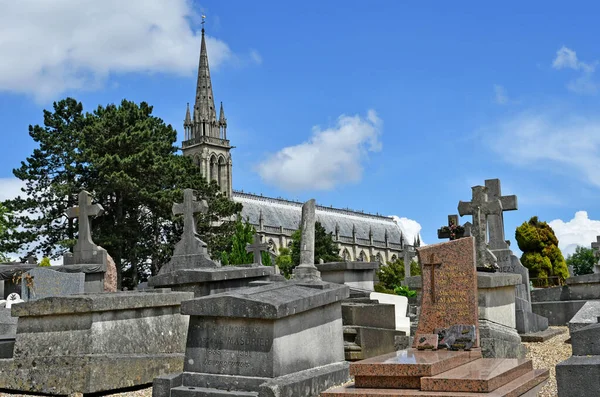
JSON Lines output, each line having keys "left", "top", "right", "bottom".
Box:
{"left": 181, "top": 27, "right": 414, "bottom": 263}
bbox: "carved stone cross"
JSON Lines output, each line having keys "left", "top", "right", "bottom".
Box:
{"left": 592, "top": 236, "right": 600, "bottom": 258}
{"left": 485, "top": 179, "right": 518, "bottom": 250}
{"left": 458, "top": 185, "right": 501, "bottom": 270}
{"left": 437, "top": 214, "right": 466, "bottom": 241}
{"left": 67, "top": 191, "right": 104, "bottom": 254}
{"left": 422, "top": 253, "right": 442, "bottom": 303}
{"left": 173, "top": 189, "right": 209, "bottom": 255}
{"left": 246, "top": 233, "right": 269, "bottom": 265}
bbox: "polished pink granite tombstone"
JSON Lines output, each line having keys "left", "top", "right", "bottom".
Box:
{"left": 412, "top": 237, "right": 478, "bottom": 348}
{"left": 416, "top": 334, "right": 439, "bottom": 351}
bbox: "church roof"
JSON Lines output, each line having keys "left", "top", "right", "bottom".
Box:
{"left": 233, "top": 191, "right": 406, "bottom": 248}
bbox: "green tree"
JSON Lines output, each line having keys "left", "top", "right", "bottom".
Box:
{"left": 566, "top": 246, "right": 596, "bottom": 276}
{"left": 1, "top": 98, "right": 241, "bottom": 289}
{"left": 515, "top": 216, "right": 568, "bottom": 284}
{"left": 290, "top": 222, "right": 342, "bottom": 269}
{"left": 375, "top": 257, "right": 421, "bottom": 293}
{"left": 0, "top": 203, "right": 13, "bottom": 262}
{"left": 220, "top": 218, "right": 273, "bottom": 267}
{"left": 276, "top": 246, "right": 294, "bottom": 278}
{"left": 39, "top": 257, "right": 51, "bottom": 267}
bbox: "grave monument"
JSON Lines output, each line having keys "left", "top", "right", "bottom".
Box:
{"left": 153, "top": 198, "right": 351, "bottom": 397}
{"left": 322, "top": 237, "right": 548, "bottom": 397}
{"left": 149, "top": 189, "right": 274, "bottom": 296}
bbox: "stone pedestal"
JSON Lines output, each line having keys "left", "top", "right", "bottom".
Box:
{"left": 0, "top": 290, "right": 193, "bottom": 395}
{"left": 153, "top": 281, "right": 350, "bottom": 397}
{"left": 316, "top": 261, "right": 378, "bottom": 291}
{"left": 557, "top": 321, "right": 600, "bottom": 397}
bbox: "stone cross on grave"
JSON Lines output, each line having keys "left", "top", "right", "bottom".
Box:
{"left": 458, "top": 185, "right": 501, "bottom": 271}
{"left": 67, "top": 191, "right": 104, "bottom": 258}
{"left": 485, "top": 179, "right": 518, "bottom": 250}
{"left": 422, "top": 253, "right": 442, "bottom": 303}
{"left": 246, "top": 234, "right": 269, "bottom": 265}
{"left": 172, "top": 189, "right": 209, "bottom": 256}
{"left": 437, "top": 214, "right": 466, "bottom": 241}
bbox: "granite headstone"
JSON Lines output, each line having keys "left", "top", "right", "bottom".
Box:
{"left": 21, "top": 267, "right": 85, "bottom": 302}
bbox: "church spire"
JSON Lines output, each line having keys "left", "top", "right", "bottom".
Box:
{"left": 184, "top": 102, "right": 192, "bottom": 140}
{"left": 194, "top": 23, "right": 217, "bottom": 131}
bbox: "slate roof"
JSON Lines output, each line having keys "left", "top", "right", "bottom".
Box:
{"left": 233, "top": 191, "right": 407, "bottom": 245}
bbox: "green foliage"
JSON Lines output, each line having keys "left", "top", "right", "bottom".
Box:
{"left": 566, "top": 246, "right": 596, "bottom": 276}
{"left": 0, "top": 203, "right": 13, "bottom": 262}
{"left": 393, "top": 285, "right": 417, "bottom": 298}
{"left": 276, "top": 247, "right": 294, "bottom": 278}
{"left": 374, "top": 283, "right": 395, "bottom": 294}
{"left": 289, "top": 222, "right": 342, "bottom": 271}
{"left": 515, "top": 216, "right": 568, "bottom": 284}
{"left": 0, "top": 98, "right": 241, "bottom": 289}
{"left": 376, "top": 257, "right": 421, "bottom": 292}
{"left": 224, "top": 218, "right": 255, "bottom": 265}
{"left": 39, "top": 257, "right": 51, "bottom": 267}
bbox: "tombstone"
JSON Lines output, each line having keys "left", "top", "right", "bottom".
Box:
{"left": 458, "top": 185, "right": 500, "bottom": 271}
{"left": 149, "top": 189, "right": 273, "bottom": 296}
{"left": 153, "top": 281, "right": 350, "bottom": 397}
{"left": 436, "top": 215, "right": 466, "bottom": 241}
{"left": 62, "top": 191, "right": 109, "bottom": 293}
{"left": 292, "top": 198, "right": 321, "bottom": 281}
{"left": 20, "top": 267, "right": 85, "bottom": 302}
{"left": 246, "top": 233, "right": 269, "bottom": 266}
{"left": 412, "top": 237, "right": 479, "bottom": 348}
{"left": 484, "top": 179, "right": 548, "bottom": 335}
{"left": 591, "top": 236, "right": 600, "bottom": 274}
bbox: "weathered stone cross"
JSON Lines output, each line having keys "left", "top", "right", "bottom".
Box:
{"left": 422, "top": 253, "right": 442, "bottom": 303}
{"left": 437, "top": 214, "right": 466, "bottom": 241}
{"left": 458, "top": 185, "right": 501, "bottom": 270}
{"left": 173, "top": 189, "right": 209, "bottom": 255}
{"left": 246, "top": 233, "right": 269, "bottom": 265}
{"left": 591, "top": 236, "right": 600, "bottom": 258}
{"left": 485, "top": 179, "right": 518, "bottom": 250}
{"left": 67, "top": 191, "right": 104, "bottom": 253}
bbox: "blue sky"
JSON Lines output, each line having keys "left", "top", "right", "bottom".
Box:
{"left": 2, "top": 0, "right": 600, "bottom": 257}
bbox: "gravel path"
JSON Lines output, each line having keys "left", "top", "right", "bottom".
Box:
{"left": 0, "top": 326, "right": 571, "bottom": 397}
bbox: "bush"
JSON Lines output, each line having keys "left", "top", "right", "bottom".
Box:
{"left": 39, "top": 257, "right": 51, "bottom": 267}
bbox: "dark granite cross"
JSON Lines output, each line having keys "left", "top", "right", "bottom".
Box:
{"left": 485, "top": 179, "right": 518, "bottom": 250}
{"left": 437, "top": 215, "right": 466, "bottom": 241}
{"left": 422, "top": 253, "right": 442, "bottom": 303}
{"left": 67, "top": 191, "right": 104, "bottom": 253}
{"left": 173, "top": 189, "right": 209, "bottom": 255}
{"left": 592, "top": 236, "right": 600, "bottom": 258}
{"left": 458, "top": 185, "right": 501, "bottom": 270}
{"left": 246, "top": 234, "right": 269, "bottom": 265}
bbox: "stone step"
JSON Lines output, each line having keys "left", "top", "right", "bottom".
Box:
{"left": 351, "top": 349, "right": 482, "bottom": 378}
{"left": 321, "top": 369, "right": 549, "bottom": 396}
{"left": 421, "top": 358, "right": 533, "bottom": 393}
{"left": 171, "top": 386, "right": 258, "bottom": 397}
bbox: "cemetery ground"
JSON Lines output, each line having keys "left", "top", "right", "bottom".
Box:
{"left": 0, "top": 326, "right": 571, "bottom": 397}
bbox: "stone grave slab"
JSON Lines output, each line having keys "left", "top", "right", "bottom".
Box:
{"left": 21, "top": 267, "right": 85, "bottom": 302}
{"left": 412, "top": 237, "right": 479, "bottom": 348}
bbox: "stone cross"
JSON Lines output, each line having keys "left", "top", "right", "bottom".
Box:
{"left": 437, "top": 214, "right": 466, "bottom": 241}
{"left": 592, "top": 236, "right": 600, "bottom": 258}
{"left": 292, "top": 199, "right": 321, "bottom": 281}
{"left": 172, "top": 189, "right": 209, "bottom": 256}
{"left": 403, "top": 245, "right": 414, "bottom": 280}
{"left": 485, "top": 179, "right": 518, "bottom": 250}
{"left": 67, "top": 191, "right": 104, "bottom": 255}
{"left": 422, "top": 253, "right": 442, "bottom": 303}
{"left": 246, "top": 233, "right": 269, "bottom": 265}
{"left": 458, "top": 185, "right": 501, "bottom": 270}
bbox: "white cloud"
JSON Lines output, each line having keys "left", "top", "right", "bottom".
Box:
{"left": 0, "top": 178, "right": 25, "bottom": 201}
{"left": 390, "top": 216, "right": 424, "bottom": 246}
{"left": 0, "top": 0, "right": 261, "bottom": 101}
{"left": 257, "top": 110, "right": 383, "bottom": 192}
{"left": 552, "top": 46, "right": 598, "bottom": 94}
{"left": 494, "top": 84, "right": 509, "bottom": 105}
{"left": 549, "top": 211, "right": 600, "bottom": 257}
{"left": 487, "top": 111, "right": 600, "bottom": 188}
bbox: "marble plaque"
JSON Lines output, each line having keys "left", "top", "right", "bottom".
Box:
{"left": 412, "top": 237, "right": 479, "bottom": 348}
{"left": 416, "top": 334, "right": 439, "bottom": 350}
{"left": 439, "top": 324, "right": 476, "bottom": 351}
{"left": 21, "top": 267, "right": 85, "bottom": 301}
